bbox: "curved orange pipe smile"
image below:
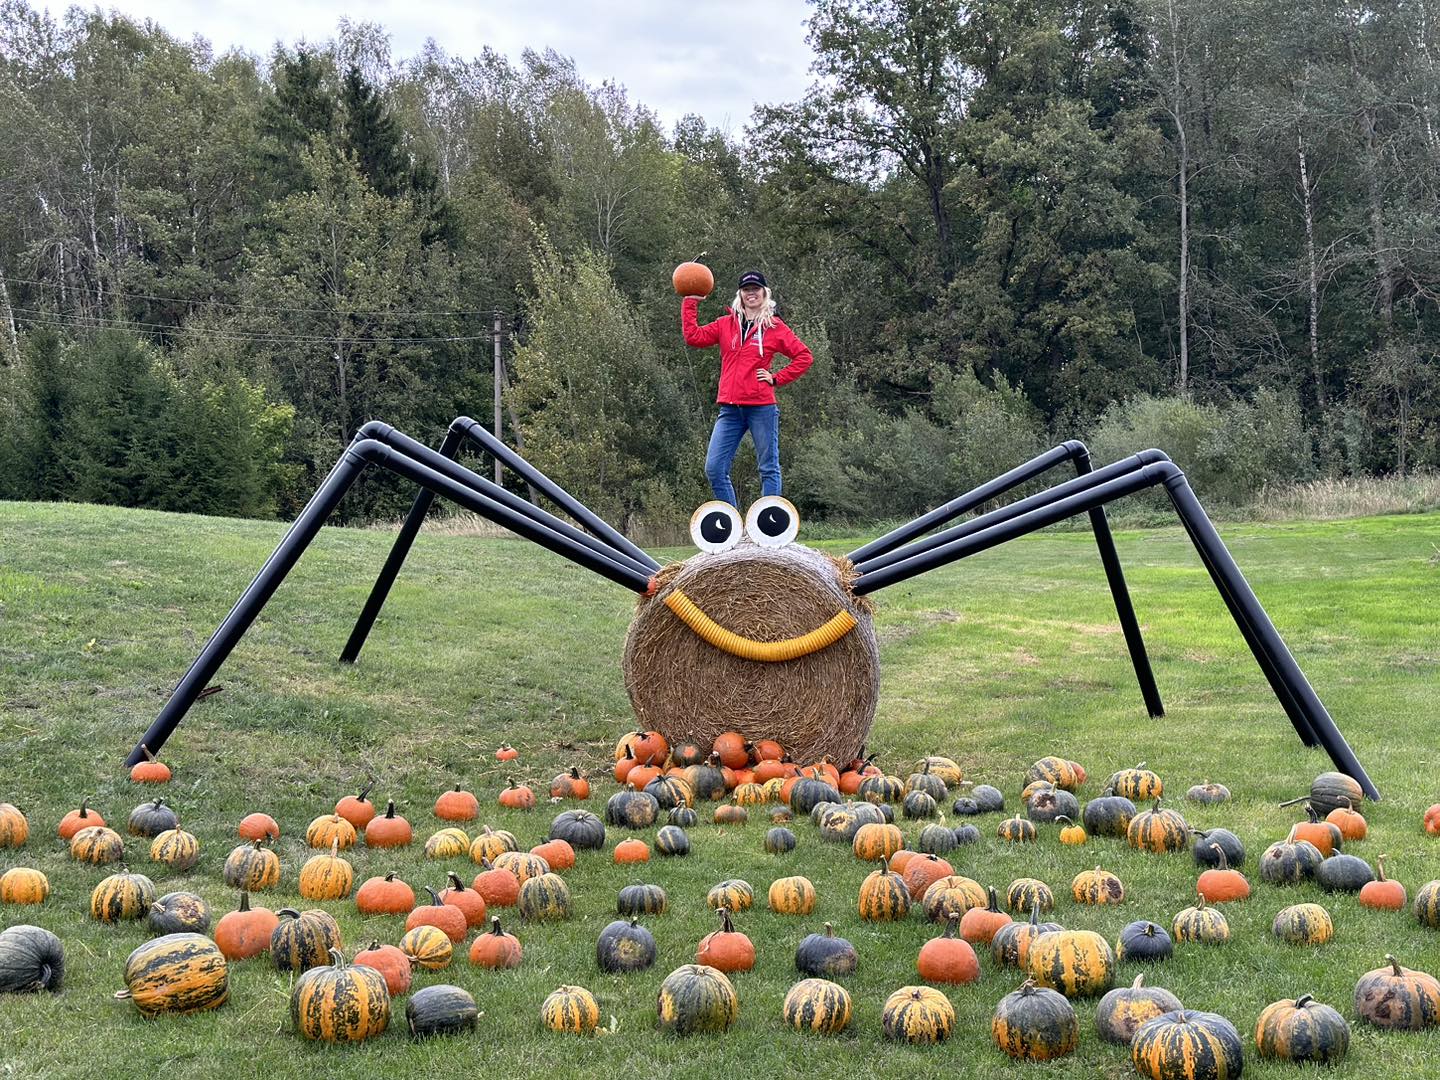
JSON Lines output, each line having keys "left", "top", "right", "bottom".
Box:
{"left": 662, "top": 589, "right": 857, "bottom": 662}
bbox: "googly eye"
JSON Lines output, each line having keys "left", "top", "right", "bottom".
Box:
{"left": 690, "top": 501, "right": 743, "bottom": 553}
{"left": 745, "top": 496, "right": 799, "bottom": 547}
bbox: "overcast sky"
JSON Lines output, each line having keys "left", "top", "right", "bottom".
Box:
{"left": 87, "top": 0, "right": 819, "bottom": 131}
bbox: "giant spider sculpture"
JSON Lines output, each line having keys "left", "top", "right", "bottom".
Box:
{"left": 125, "top": 416, "right": 1378, "bottom": 800}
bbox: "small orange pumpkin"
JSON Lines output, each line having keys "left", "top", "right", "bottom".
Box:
{"left": 1196, "top": 844, "right": 1251, "bottom": 903}
{"left": 128, "top": 745, "right": 171, "bottom": 783}
{"left": 1326, "top": 798, "right": 1367, "bottom": 841}
{"left": 673, "top": 261, "right": 715, "bottom": 298}
{"left": 1358, "top": 855, "right": 1406, "bottom": 911}
{"left": 238, "top": 813, "right": 280, "bottom": 843}
{"left": 614, "top": 838, "right": 650, "bottom": 864}
{"left": 495, "top": 744, "right": 519, "bottom": 762}
{"left": 364, "top": 801, "right": 412, "bottom": 848}
{"left": 434, "top": 785, "right": 479, "bottom": 822}
{"left": 57, "top": 801, "right": 106, "bottom": 841}
{"left": 497, "top": 779, "right": 536, "bottom": 811}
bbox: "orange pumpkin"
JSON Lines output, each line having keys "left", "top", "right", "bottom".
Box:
{"left": 364, "top": 801, "right": 412, "bottom": 848}
{"left": 959, "top": 886, "right": 1013, "bottom": 945}
{"left": 497, "top": 779, "right": 536, "bottom": 811}
{"left": 1326, "top": 798, "right": 1367, "bottom": 841}
{"left": 334, "top": 781, "right": 377, "bottom": 830}
{"left": 1358, "top": 855, "right": 1406, "bottom": 911}
{"left": 469, "top": 916, "right": 522, "bottom": 968}
{"left": 550, "top": 767, "right": 591, "bottom": 800}
{"left": 57, "top": 801, "right": 106, "bottom": 841}
{"left": 237, "top": 813, "right": 279, "bottom": 843}
{"left": 531, "top": 838, "right": 575, "bottom": 871}
{"left": 471, "top": 860, "right": 520, "bottom": 908}
{"left": 354, "top": 871, "right": 415, "bottom": 916}
{"left": 434, "top": 785, "right": 479, "bottom": 822}
{"left": 695, "top": 906, "right": 755, "bottom": 972}
{"left": 405, "top": 886, "right": 468, "bottom": 943}
{"left": 614, "top": 839, "right": 650, "bottom": 864}
{"left": 437, "top": 871, "right": 488, "bottom": 928}
{"left": 353, "top": 941, "right": 411, "bottom": 996}
{"left": 1196, "top": 844, "right": 1251, "bottom": 903}
{"left": 495, "top": 744, "right": 519, "bottom": 761}
{"left": 1425, "top": 805, "right": 1440, "bottom": 835}
{"left": 128, "top": 744, "right": 171, "bottom": 783}
{"left": 917, "top": 914, "right": 979, "bottom": 984}
{"left": 673, "top": 261, "right": 715, "bottom": 298}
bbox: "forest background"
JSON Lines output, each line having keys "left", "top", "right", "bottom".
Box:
{"left": 1, "top": 0, "right": 1436, "bottom": 532}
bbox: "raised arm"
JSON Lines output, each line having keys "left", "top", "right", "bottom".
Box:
{"left": 682, "top": 296, "right": 724, "bottom": 347}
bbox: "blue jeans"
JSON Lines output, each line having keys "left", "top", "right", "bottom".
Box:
{"left": 705, "top": 404, "right": 780, "bottom": 507}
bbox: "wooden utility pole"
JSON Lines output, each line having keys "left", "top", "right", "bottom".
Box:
{"left": 493, "top": 310, "right": 504, "bottom": 486}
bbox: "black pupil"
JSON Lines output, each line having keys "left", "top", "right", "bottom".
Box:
{"left": 757, "top": 506, "right": 790, "bottom": 537}
{"left": 700, "top": 512, "right": 732, "bottom": 545}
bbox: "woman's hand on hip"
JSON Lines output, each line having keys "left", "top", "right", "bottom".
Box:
{"left": 756, "top": 369, "right": 775, "bottom": 385}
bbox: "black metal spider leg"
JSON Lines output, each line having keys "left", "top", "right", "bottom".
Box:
{"left": 852, "top": 462, "right": 1378, "bottom": 800}
{"left": 126, "top": 435, "right": 652, "bottom": 767}
{"left": 855, "top": 448, "right": 1172, "bottom": 718}
{"left": 340, "top": 419, "right": 658, "bottom": 663}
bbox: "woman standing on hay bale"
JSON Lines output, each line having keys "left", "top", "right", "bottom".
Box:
{"left": 681, "top": 269, "right": 814, "bottom": 508}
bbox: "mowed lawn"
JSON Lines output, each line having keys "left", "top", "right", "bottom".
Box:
{"left": 1, "top": 499, "right": 1438, "bottom": 1078}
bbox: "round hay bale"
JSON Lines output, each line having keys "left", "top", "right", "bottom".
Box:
{"left": 623, "top": 543, "right": 879, "bottom": 765}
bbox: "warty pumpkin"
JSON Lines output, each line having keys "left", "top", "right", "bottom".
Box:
{"left": 881, "top": 985, "right": 955, "bottom": 1043}
{"left": 992, "top": 979, "right": 1079, "bottom": 1060}
{"left": 291, "top": 947, "right": 390, "bottom": 1042}
{"left": 471, "top": 859, "right": 519, "bottom": 907}
{"left": 120, "top": 933, "right": 228, "bottom": 1017}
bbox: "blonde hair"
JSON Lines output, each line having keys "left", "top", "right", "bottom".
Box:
{"left": 731, "top": 286, "right": 776, "bottom": 330}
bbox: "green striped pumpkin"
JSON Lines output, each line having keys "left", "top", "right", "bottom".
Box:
{"left": 271, "top": 908, "right": 341, "bottom": 973}
{"left": 1026, "top": 929, "right": 1114, "bottom": 997}
{"left": 423, "top": 827, "right": 470, "bottom": 860}
{"left": 542, "top": 984, "right": 600, "bottom": 1033}
{"left": 1132, "top": 1010, "right": 1244, "bottom": 1080}
{"left": 223, "top": 840, "right": 280, "bottom": 891}
{"left": 90, "top": 869, "right": 155, "bottom": 922}
{"left": 857, "top": 863, "right": 910, "bottom": 922}
{"left": 291, "top": 948, "right": 390, "bottom": 1042}
{"left": 1173, "top": 895, "right": 1230, "bottom": 944}
{"left": 1413, "top": 880, "right": 1440, "bottom": 928}
{"left": 1006, "top": 878, "right": 1054, "bottom": 915}
{"left": 518, "top": 872, "right": 572, "bottom": 921}
{"left": 617, "top": 883, "right": 668, "bottom": 916}
{"left": 1126, "top": 800, "right": 1190, "bottom": 853}
{"left": 923, "top": 875, "right": 988, "bottom": 922}
{"left": 882, "top": 985, "right": 955, "bottom": 1043}
{"left": 656, "top": 964, "right": 738, "bottom": 1034}
{"left": 121, "top": 933, "right": 228, "bottom": 1016}
{"left": 70, "top": 825, "right": 124, "bottom": 864}
{"left": 655, "top": 825, "right": 690, "bottom": 856}
{"left": 707, "top": 879, "right": 753, "bottom": 911}
{"left": 1272, "top": 902, "right": 1334, "bottom": 945}
{"left": 992, "top": 978, "right": 1079, "bottom": 1060}
{"left": 493, "top": 850, "right": 550, "bottom": 884}
{"left": 781, "top": 978, "right": 851, "bottom": 1034}
{"left": 768, "top": 875, "right": 817, "bottom": 915}
{"left": 1096, "top": 973, "right": 1183, "bottom": 1044}
{"left": 149, "top": 827, "right": 200, "bottom": 871}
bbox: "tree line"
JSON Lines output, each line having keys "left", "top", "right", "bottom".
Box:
{"left": 0, "top": 1, "right": 1435, "bottom": 529}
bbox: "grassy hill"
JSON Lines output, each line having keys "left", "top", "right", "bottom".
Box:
{"left": 1, "top": 500, "right": 1438, "bottom": 1077}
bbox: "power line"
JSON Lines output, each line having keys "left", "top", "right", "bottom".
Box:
{"left": 9, "top": 306, "right": 495, "bottom": 345}
{"left": 5, "top": 274, "right": 505, "bottom": 319}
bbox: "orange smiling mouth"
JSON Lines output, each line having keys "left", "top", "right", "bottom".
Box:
{"left": 662, "top": 589, "right": 857, "bottom": 662}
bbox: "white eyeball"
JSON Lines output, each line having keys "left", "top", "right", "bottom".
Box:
{"left": 690, "top": 501, "right": 743, "bottom": 553}
{"left": 745, "top": 496, "right": 799, "bottom": 547}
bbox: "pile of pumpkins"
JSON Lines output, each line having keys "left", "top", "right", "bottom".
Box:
{"left": 4, "top": 733, "right": 1440, "bottom": 1073}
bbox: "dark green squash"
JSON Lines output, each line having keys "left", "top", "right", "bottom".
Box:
{"left": 764, "top": 827, "right": 797, "bottom": 854}
{"left": 643, "top": 776, "right": 690, "bottom": 810}
{"left": 918, "top": 823, "right": 957, "bottom": 855}
{"left": 902, "top": 791, "right": 939, "bottom": 819}
{"left": 654, "top": 825, "right": 690, "bottom": 857}
{"left": 604, "top": 790, "right": 660, "bottom": 829}
{"left": 1193, "top": 828, "right": 1245, "bottom": 868}
{"left": 1082, "top": 789, "right": 1136, "bottom": 838}
{"left": 790, "top": 775, "right": 841, "bottom": 816}
{"left": 596, "top": 918, "right": 657, "bottom": 973}
{"left": 1026, "top": 788, "right": 1080, "bottom": 824}
{"left": 1116, "top": 921, "right": 1173, "bottom": 963}
{"left": 405, "top": 984, "right": 477, "bottom": 1038}
{"left": 794, "top": 922, "right": 857, "bottom": 978}
{"left": 0, "top": 925, "right": 64, "bottom": 993}
{"left": 617, "top": 883, "right": 668, "bottom": 916}
{"left": 127, "top": 798, "right": 179, "bottom": 838}
{"left": 970, "top": 784, "right": 1005, "bottom": 812}
{"left": 656, "top": 964, "right": 738, "bottom": 1034}
{"left": 1260, "top": 830, "right": 1324, "bottom": 885}
{"left": 668, "top": 805, "right": 699, "bottom": 828}
{"left": 1315, "top": 853, "right": 1374, "bottom": 893}
{"left": 952, "top": 823, "right": 981, "bottom": 845}
{"left": 148, "top": 891, "right": 212, "bottom": 935}
{"left": 548, "top": 809, "right": 606, "bottom": 850}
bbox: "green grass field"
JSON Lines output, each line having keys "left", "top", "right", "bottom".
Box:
{"left": 1, "top": 499, "right": 1438, "bottom": 1077}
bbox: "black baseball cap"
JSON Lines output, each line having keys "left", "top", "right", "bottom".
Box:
{"left": 737, "top": 270, "right": 767, "bottom": 289}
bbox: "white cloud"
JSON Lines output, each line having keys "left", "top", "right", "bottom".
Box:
{"left": 81, "top": 0, "right": 818, "bottom": 129}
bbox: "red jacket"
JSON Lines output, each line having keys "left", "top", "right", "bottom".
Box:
{"left": 681, "top": 297, "right": 814, "bottom": 405}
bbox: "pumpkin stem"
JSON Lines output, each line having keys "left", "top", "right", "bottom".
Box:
{"left": 1055, "top": 815, "right": 1072, "bottom": 825}
{"left": 1028, "top": 902, "right": 1041, "bottom": 927}
{"left": 328, "top": 837, "right": 339, "bottom": 858}
{"left": 327, "top": 946, "right": 346, "bottom": 969}
{"left": 425, "top": 885, "right": 443, "bottom": 906}
{"left": 943, "top": 913, "right": 960, "bottom": 938}
{"left": 384, "top": 800, "right": 397, "bottom": 819}
{"left": 1018, "top": 979, "right": 1037, "bottom": 994}
{"left": 569, "top": 767, "right": 582, "bottom": 780}
{"left": 141, "top": 743, "right": 156, "bottom": 763}
{"left": 278, "top": 907, "right": 300, "bottom": 920}
{"left": 357, "top": 778, "right": 374, "bottom": 803}
{"left": 1294, "top": 994, "right": 1314, "bottom": 1008}
{"left": 823, "top": 922, "right": 835, "bottom": 937}
{"left": 238, "top": 890, "right": 251, "bottom": 912}
{"left": 1132, "top": 973, "right": 1147, "bottom": 988}
{"left": 986, "top": 885, "right": 1001, "bottom": 913}
{"left": 1386, "top": 954, "right": 1402, "bottom": 976}
{"left": 1305, "top": 802, "right": 1321, "bottom": 823}
{"left": 717, "top": 906, "right": 735, "bottom": 934}
{"left": 1211, "top": 842, "right": 1230, "bottom": 872}
{"left": 1376, "top": 855, "right": 1388, "bottom": 882}
{"left": 447, "top": 871, "right": 465, "bottom": 891}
